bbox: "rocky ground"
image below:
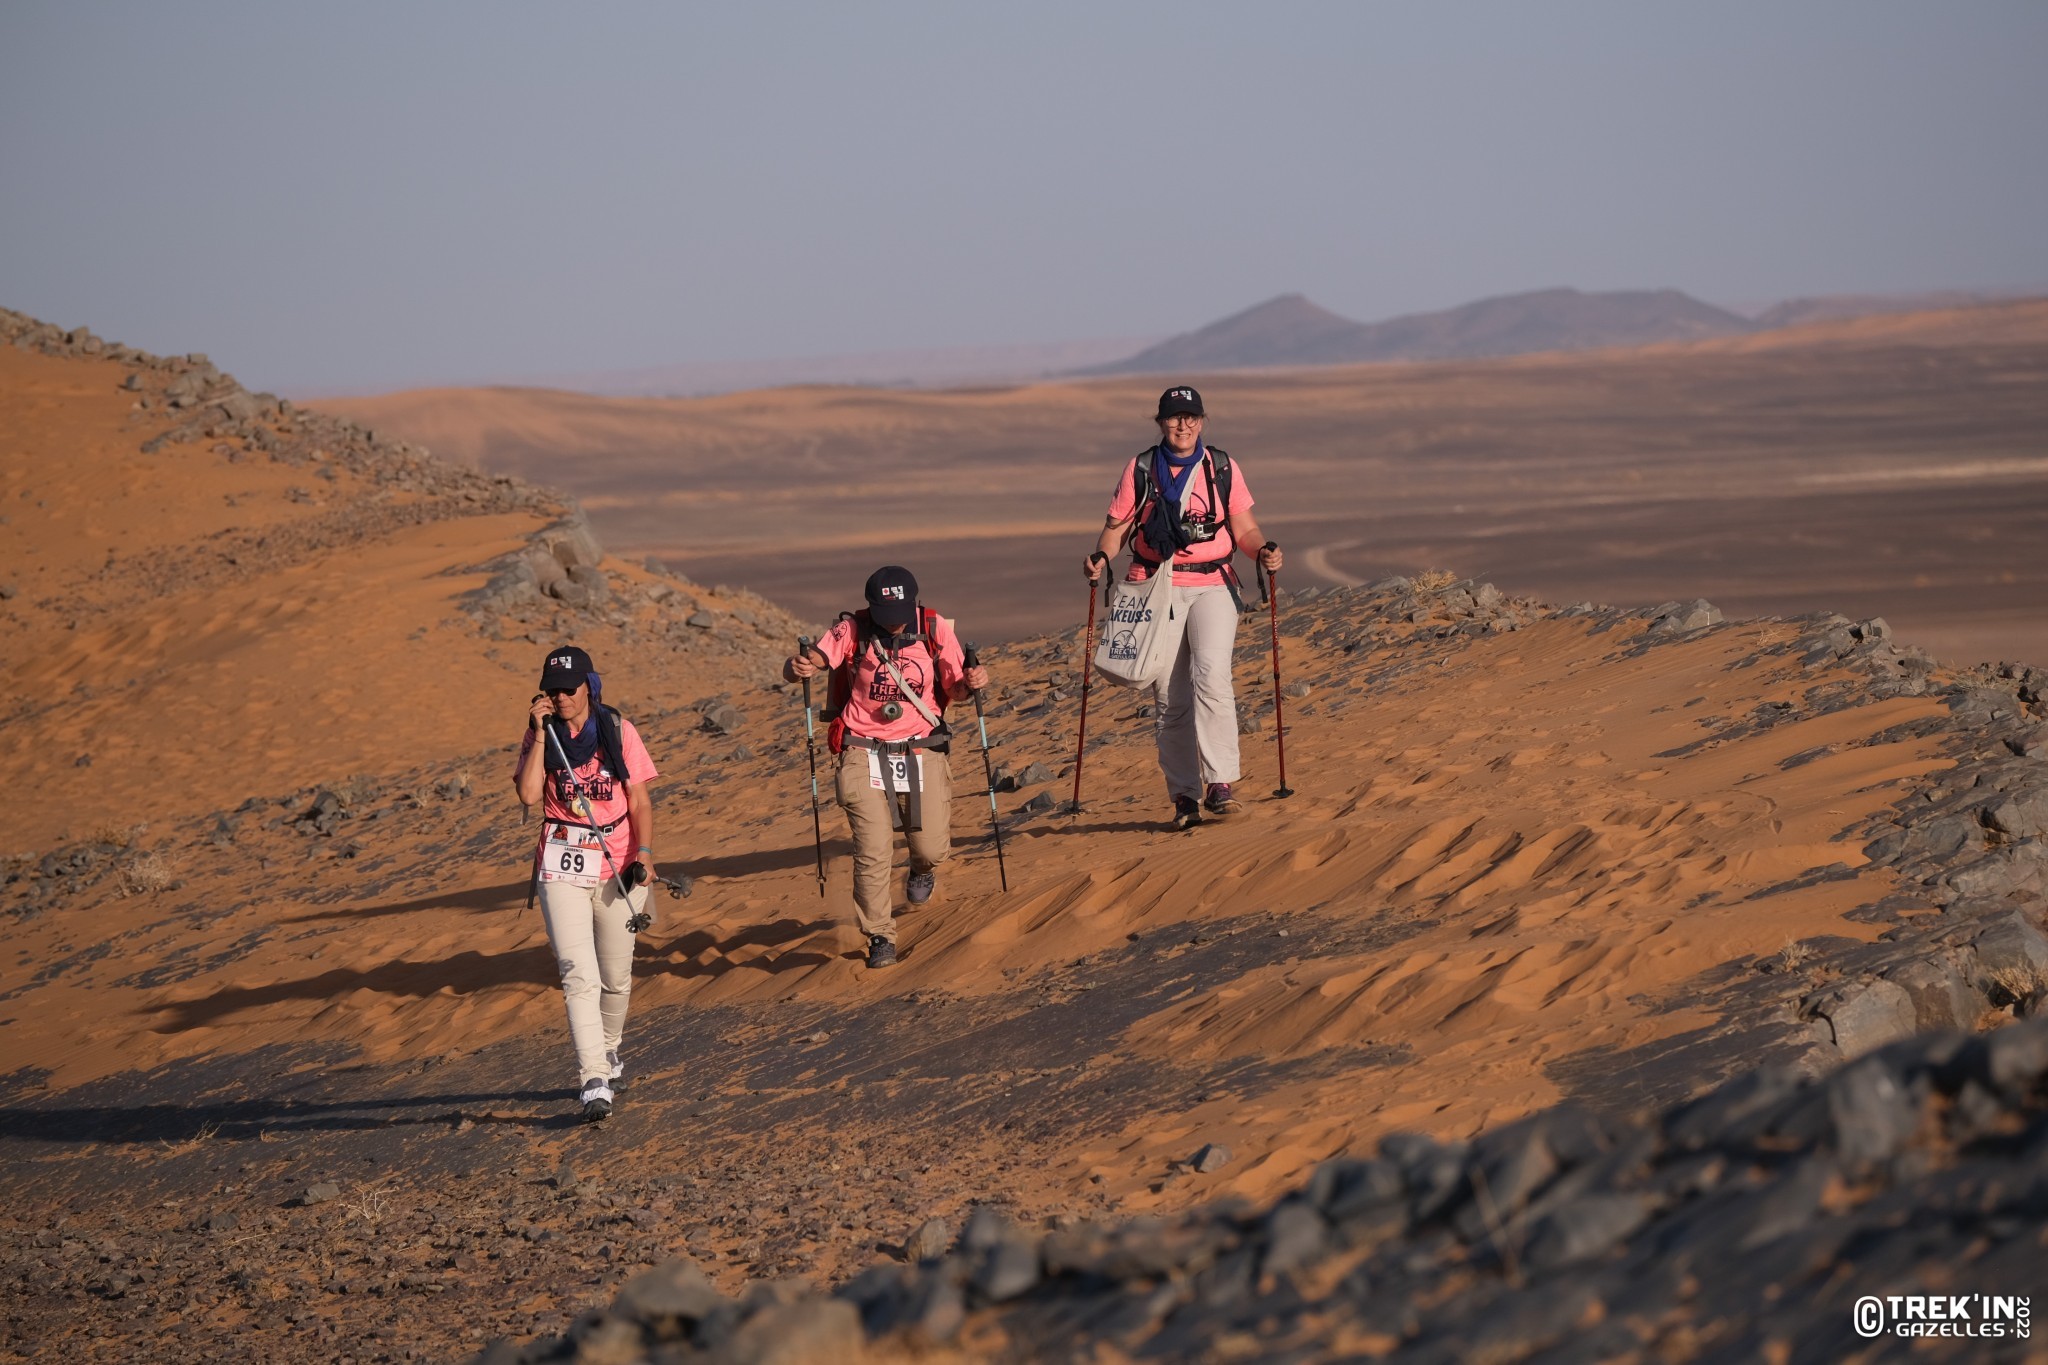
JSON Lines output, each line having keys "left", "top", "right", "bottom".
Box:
{"left": 487, "top": 1019, "right": 2048, "bottom": 1364}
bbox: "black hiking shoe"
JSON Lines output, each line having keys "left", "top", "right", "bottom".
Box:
{"left": 906, "top": 868, "right": 936, "bottom": 905}
{"left": 1204, "top": 783, "right": 1241, "bottom": 816}
{"left": 866, "top": 935, "right": 899, "bottom": 969}
{"left": 579, "top": 1077, "right": 613, "bottom": 1122}
{"left": 1171, "top": 796, "right": 1203, "bottom": 831}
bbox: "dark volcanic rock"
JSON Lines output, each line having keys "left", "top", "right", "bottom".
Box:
{"left": 474, "top": 1020, "right": 2048, "bottom": 1363}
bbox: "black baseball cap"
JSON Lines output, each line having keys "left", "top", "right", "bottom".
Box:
{"left": 1155, "top": 385, "right": 1204, "bottom": 420}
{"left": 538, "top": 645, "right": 594, "bottom": 691}
{"left": 864, "top": 565, "right": 919, "bottom": 629}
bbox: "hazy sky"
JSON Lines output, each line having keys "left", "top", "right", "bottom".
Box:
{"left": 3, "top": 2, "right": 2044, "bottom": 393}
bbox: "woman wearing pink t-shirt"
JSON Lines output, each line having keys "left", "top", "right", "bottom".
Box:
{"left": 1083, "top": 386, "right": 1283, "bottom": 830}
{"left": 512, "top": 644, "right": 658, "bottom": 1121}
{"left": 785, "top": 566, "right": 989, "bottom": 970}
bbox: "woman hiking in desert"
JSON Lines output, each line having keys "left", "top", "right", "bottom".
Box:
{"left": 512, "top": 644, "right": 660, "bottom": 1121}
{"left": 1082, "top": 385, "right": 1283, "bottom": 830}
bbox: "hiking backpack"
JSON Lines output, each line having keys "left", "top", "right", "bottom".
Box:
{"left": 1129, "top": 445, "right": 1235, "bottom": 561}
{"left": 821, "top": 606, "right": 951, "bottom": 754}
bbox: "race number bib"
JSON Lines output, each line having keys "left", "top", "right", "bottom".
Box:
{"left": 866, "top": 748, "right": 924, "bottom": 792}
{"left": 540, "top": 824, "right": 604, "bottom": 887}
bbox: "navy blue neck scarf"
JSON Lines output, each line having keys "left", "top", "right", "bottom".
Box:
{"left": 1140, "top": 442, "right": 1207, "bottom": 565}
{"left": 545, "top": 671, "right": 607, "bottom": 771}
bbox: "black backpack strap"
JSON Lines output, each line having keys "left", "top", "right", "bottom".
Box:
{"left": 597, "top": 705, "right": 632, "bottom": 789}
{"left": 1208, "top": 447, "right": 1232, "bottom": 510}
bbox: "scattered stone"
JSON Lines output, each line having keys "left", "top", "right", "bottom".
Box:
{"left": 1646, "top": 599, "right": 1723, "bottom": 636}
{"left": 299, "top": 1182, "right": 341, "bottom": 1206}
{"left": 907, "top": 1216, "right": 949, "bottom": 1262}
{"left": 612, "top": 1259, "right": 721, "bottom": 1326}
{"left": 1189, "top": 1143, "right": 1232, "bottom": 1174}
{"left": 1011, "top": 761, "right": 1054, "bottom": 788}
{"left": 1808, "top": 979, "right": 1917, "bottom": 1058}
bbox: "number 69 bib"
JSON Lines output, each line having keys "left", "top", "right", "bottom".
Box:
{"left": 541, "top": 823, "right": 605, "bottom": 887}
{"left": 866, "top": 748, "right": 924, "bottom": 791}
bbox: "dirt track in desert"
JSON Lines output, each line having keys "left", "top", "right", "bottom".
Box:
{"left": 329, "top": 300, "right": 2048, "bottom": 669}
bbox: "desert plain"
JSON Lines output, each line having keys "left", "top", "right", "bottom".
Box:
{"left": 2, "top": 303, "right": 2046, "bottom": 1362}
{"left": 331, "top": 299, "right": 2048, "bottom": 669}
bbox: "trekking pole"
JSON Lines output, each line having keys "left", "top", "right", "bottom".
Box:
{"left": 1071, "top": 555, "right": 1105, "bottom": 814}
{"left": 1259, "top": 548, "right": 1294, "bottom": 799}
{"left": 796, "top": 635, "right": 828, "bottom": 898}
{"left": 539, "top": 718, "right": 653, "bottom": 931}
{"left": 964, "top": 643, "right": 1008, "bottom": 891}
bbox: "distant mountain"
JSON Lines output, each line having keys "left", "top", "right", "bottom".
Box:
{"left": 1077, "top": 287, "right": 1757, "bottom": 376}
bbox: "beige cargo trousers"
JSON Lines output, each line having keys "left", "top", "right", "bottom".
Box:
{"left": 834, "top": 746, "right": 953, "bottom": 945}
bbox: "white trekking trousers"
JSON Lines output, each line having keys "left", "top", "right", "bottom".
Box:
{"left": 538, "top": 876, "right": 648, "bottom": 1082}
{"left": 1153, "top": 582, "right": 1242, "bottom": 799}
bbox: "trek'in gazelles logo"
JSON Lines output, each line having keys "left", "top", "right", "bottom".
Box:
{"left": 1106, "top": 594, "right": 1154, "bottom": 662}
{"left": 550, "top": 654, "right": 576, "bottom": 672}
{"left": 877, "top": 585, "right": 906, "bottom": 602}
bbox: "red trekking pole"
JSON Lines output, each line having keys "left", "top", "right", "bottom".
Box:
{"left": 1070, "top": 554, "right": 1106, "bottom": 814}
{"left": 1260, "top": 547, "right": 1293, "bottom": 798}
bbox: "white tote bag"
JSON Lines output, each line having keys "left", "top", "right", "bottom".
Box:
{"left": 1093, "top": 565, "right": 1188, "bottom": 688}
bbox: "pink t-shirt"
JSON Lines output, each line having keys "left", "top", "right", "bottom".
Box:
{"left": 1106, "top": 449, "right": 1255, "bottom": 584}
{"left": 515, "top": 714, "right": 658, "bottom": 872}
{"left": 817, "top": 612, "right": 967, "bottom": 742}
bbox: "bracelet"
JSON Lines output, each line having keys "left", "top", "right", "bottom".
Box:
{"left": 636, "top": 846, "right": 654, "bottom": 853}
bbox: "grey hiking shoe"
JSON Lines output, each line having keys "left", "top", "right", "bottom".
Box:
{"left": 1171, "top": 796, "right": 1203, "bottom": 831}
{"left": 906, "top": 867, "right": 936, "bottom": 905}
{"left": 606, "top": 1049, "right": 624, "bottom": 1091}
{"left": 866, "top": 934, "right": 898, "bottom": 969}
{"left": 579, "top": 1077, "right": 613, "bottom": 1122}
{"left": 1204, "top": 783, "right": 1241, "bottom": 816}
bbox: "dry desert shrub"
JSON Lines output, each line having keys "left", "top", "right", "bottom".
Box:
{"left": 121, "top": 852, "right": 176, "bottom": 897}
{"left": 1986, "top": 963, "right": 2048, "bottom": 1006}
{"left": 345, "top": 1178, "right": 396, "bottom": 1228}
{"left": 1777, "top": 940, "right": 1816, "bottom": 971}
{"left": 1411, "top": 568, "right": 1458, "bottom": 591}
{"left": 158, "top": 1119, "right": 221, "bottom": 1156}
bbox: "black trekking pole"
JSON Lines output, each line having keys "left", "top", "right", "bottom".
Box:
{"left": 1070, "top": 556, "right": 1106, "bottom": 814}
{"left": 964, "top": 643, "right": 1008, "bottom": 891}
{"left": 796, "top": 635, "right": 828, "bottom": 897}
{"left": 539, "top": 718, "right": 654, "bottom": 931}
{"left": 1258, "top": 548, "right": 1294, "bottom": 799}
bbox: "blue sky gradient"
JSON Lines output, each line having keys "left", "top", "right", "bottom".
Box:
{"left": 3, "top": 1, "right": 2043, "bottom": 392}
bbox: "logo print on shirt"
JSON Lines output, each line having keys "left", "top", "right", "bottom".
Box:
{"left": 869, "top": 658, "right": 927, "bottom": 704}
{"left": 555, "top": 760, "right": 615, "bottom": 803}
